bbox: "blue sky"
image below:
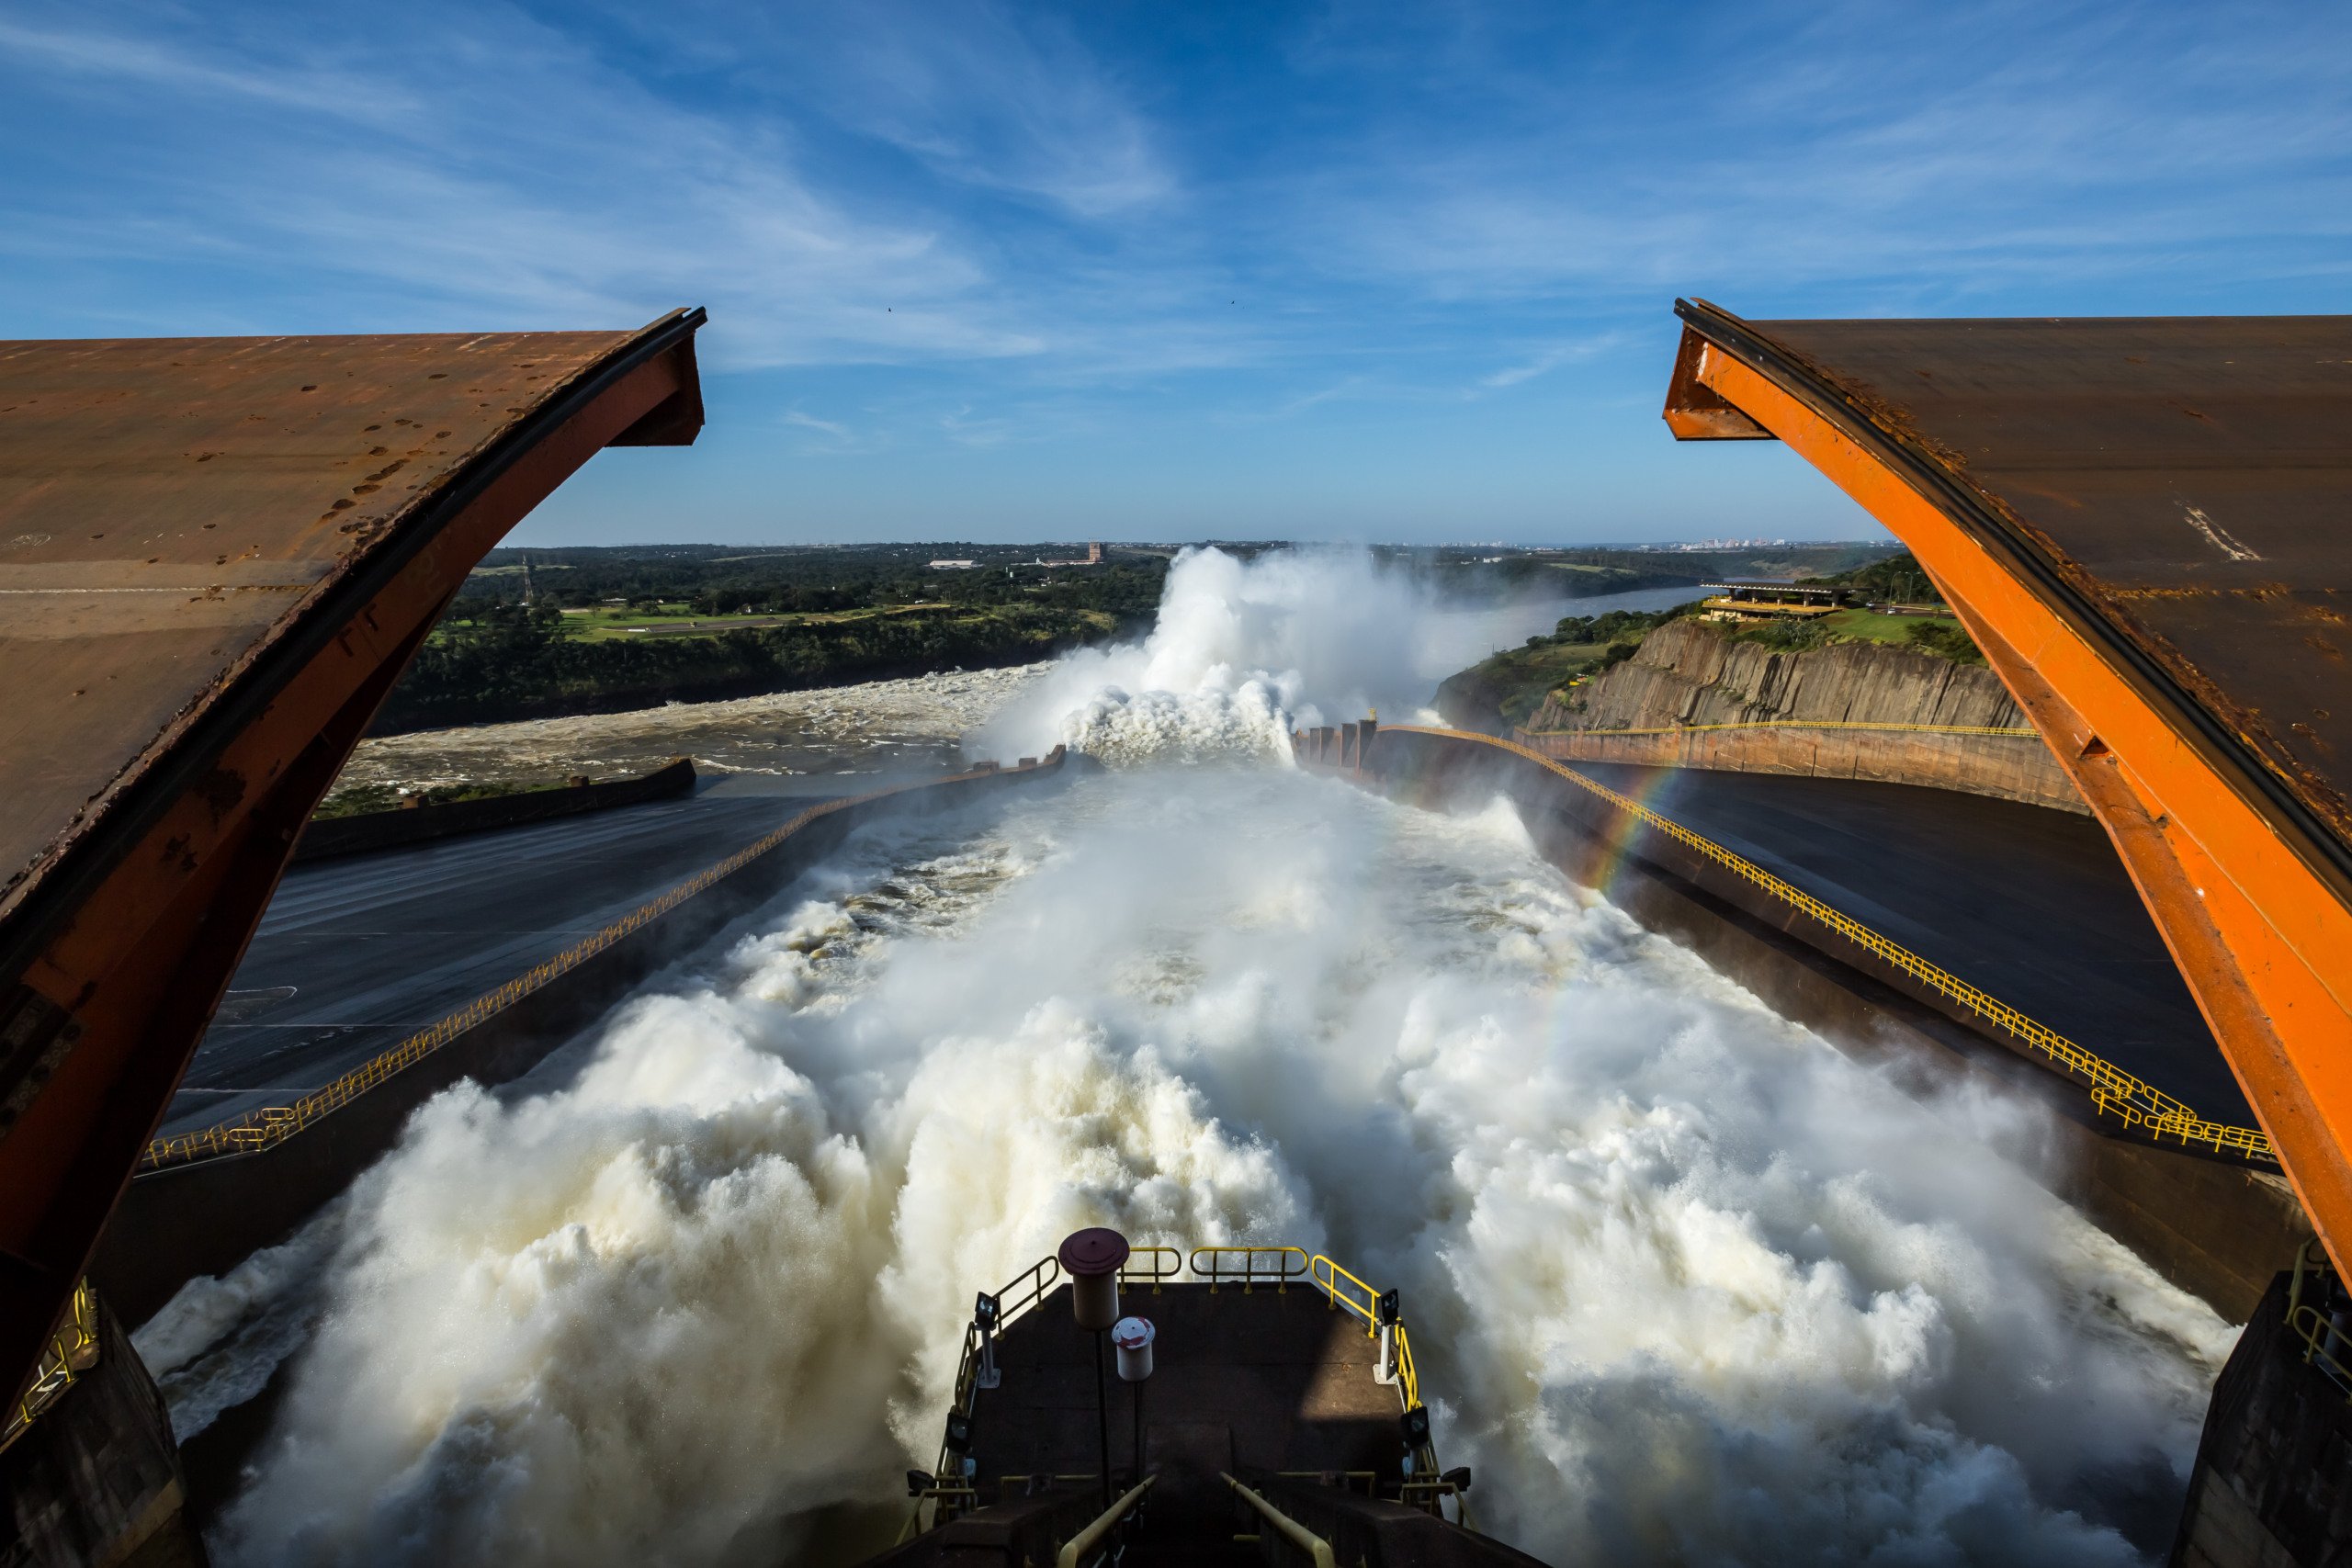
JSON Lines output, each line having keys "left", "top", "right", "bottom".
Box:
{"left": 4, "top": 2, "right": 2346, "bottom": 545}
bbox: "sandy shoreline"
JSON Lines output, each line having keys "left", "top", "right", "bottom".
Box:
{"left": 336, "top": 663, "right": 1052, "bottom": 792}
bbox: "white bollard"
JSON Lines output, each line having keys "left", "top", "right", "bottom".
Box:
{"left": 1113, "top": 1316, "right": 1156, "bottom": 1382}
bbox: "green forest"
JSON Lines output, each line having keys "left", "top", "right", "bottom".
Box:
{"left": 379, "top": 599, "right": 1122, "bottom": 730}
{"left": 369, "top": 543, "right": 1166, "bottom": 730}
{"left": 379, "top": 540, "right": 1906, "bottom": 732}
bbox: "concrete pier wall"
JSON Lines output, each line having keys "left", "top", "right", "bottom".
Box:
{"left": 2170, "top": 1269, "right": 2352, "bottom": 1567}
{"left": 289, "top": 756, "right": 699, "bottom": 862}
{"left": 1338, "top": 725, "right": 2304, "bottom": 1322}
{"left": 95, "top": 753, "right": 1074, "bottom": 1326}
{"left": 1490, "top": 616, "right": 2089, "bottom": 813}
{"left": 0, "top": 1303, "right": 204, "bottom": 1568}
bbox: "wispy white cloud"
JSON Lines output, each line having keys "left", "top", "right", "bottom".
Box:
{"left": 1270, "top": 0, "right": 2352, "bottom": 306}
{"left": 781, "top": 411, "right": 854, "bottom": 440}
{"left": 781, "top": 0, "right": 1176, "bottom": 218}
{"left": 0, "top": 3, "right": 1068, "bottom": 367}
{"left": 0, "top": 16, "right": 414, "bottom": 119}
{"left": 2, "top": 0, "right": 2346, "bottom": 541}
{"left": 939, "top": 404, "right": 1018, "bottom": 447}
{"left": 779, "top": 408, "right": 893, "bottom": 457}
{"left": 1480, "top": 337, "right": 1617, "bottom": 390}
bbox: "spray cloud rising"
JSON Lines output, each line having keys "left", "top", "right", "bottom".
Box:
{"left": 142, "top": 550, "right": 2231, "bottom": 1565}
{"left": 977, "top": 546, "right": 1557, "bottom": 763}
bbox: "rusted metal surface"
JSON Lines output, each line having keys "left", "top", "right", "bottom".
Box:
{"left": 1663, "top": 300, "right": 2352, "bottom": 1273}
{"left": 0, "top": 311, "right": 705, "bottom": 1405}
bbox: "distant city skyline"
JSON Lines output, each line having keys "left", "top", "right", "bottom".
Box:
{"left": 5, "top": 2, "right": 2345, "bottom": 546}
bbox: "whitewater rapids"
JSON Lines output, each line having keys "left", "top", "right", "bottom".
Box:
{"left": 146, "top": 762, "right": 2227, "bottom": 1566}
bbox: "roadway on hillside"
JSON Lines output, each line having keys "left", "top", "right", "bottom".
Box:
{"left": 159, "top": 781, "right": 842, "bottom": 1138}
{"left": 1573, "top": 762, "right": 2250, "bottom": 1127}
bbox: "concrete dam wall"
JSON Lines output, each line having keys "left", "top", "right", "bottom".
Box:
{"left": 1511, "top": 618, "right": 2086, "bottom": 813}
{"left": 289, "top": 756, "right": 699, "bottom": 862}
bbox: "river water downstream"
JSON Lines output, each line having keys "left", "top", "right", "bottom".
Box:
{"left": 138, "top": 552, "right": 2230, "bottom": 1566}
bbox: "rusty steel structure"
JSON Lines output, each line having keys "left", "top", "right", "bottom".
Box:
{"left": 1662, "top": 301, "right": 2352, "bottom": 1269}
{"left": 0, "top": 310, "right": 707, "bottom": 1405}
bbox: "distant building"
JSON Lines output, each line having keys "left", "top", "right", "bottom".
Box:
{"left": 929, "top": 559, "right": 980, "bottom": 570}
{"left": 1038, "top": 541, "right": 1105, "bottom": 568}
{"left": 1695, "top": 581, "right": 1845, "bottom": 622}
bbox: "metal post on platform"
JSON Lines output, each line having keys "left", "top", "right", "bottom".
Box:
{"left": 1094, "top": 1331, "right": 1111, "bottom": 1510}
{"left": 1114, "top": 1314, "right": 1155, "bottom": 1490}
{"left": 1059, "top": 1227, "right": 1129, "bottom": 1514}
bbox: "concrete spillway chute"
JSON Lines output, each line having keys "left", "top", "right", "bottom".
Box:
{"left": 0, "top": 311, "right": 707, "bottom": 1412}
{"left": 1660, "top": 300, "right": 2352, "bottom": 1273}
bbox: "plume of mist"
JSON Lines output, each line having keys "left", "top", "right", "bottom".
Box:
{"left": 139, "top": 550, "right": 2231, "bottom": 1567}
{"left": 976, "top": 546, "right": 1532, "bottom": 764}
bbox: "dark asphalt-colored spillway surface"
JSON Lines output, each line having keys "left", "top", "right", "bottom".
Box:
{"left": 161, "top": 787, "right": 831, "bottom": 1137}
{"left": 1574, "top": 762, "right": 2249, "bottom": 1127}
{"left": 166, "top": 761, "right": 2246, "bottom": 1146}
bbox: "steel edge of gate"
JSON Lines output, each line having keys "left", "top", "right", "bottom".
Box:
{"left": 0, "top": 308, "right": 708, "bottom": 1408}
{"left": 1661, "top": 298, "right": 2352, "bottom": 1274}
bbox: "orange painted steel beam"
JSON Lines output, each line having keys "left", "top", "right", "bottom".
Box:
{"left": 1661, "top": 301, "right": 2352, "bottom": 1273}
{"left": 0, "top": 310, "right": 706, "bottom": 1405}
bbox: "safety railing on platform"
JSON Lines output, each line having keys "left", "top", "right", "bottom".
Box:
{"left": 1383, "top": 726, "right": 2277, "bottom": 1165}
{"left": 1516, "top": 718, "right": 2041, "bottom": 739}
{"left": 910, "top": 1242, "right": 1447, "bottom": 1539}
{"left": 1057, "top": 1474, "right": 1157, "bottom": 1568}
{"left": 2285, "top": 1241, "right": 2352, "bottom": 1403}
{"left": 1122, "top": 1247, "right": 1182, "bottom": 1288}
{"left": 1, "top": 1279, "right": 98, "bottom": 1456}
{"left": 142, "top": 755, "right": 1063, "bottom": 1172}
{"left": 1312, "top": 1254, "right": 1426, "bottom": 1417}
{"left": 1190, "top": 1245, "right": 1308, "bottom": 1292}
{"left": 1224, "top": 1474, "right": 1337, "bottom": 1568}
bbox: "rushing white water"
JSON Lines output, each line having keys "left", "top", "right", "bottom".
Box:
{"left": 977, "top": 547, "right": 1530, "bottom": 763}
{"left": 140, "top": 549, "right": 2233, "bottom": 1566}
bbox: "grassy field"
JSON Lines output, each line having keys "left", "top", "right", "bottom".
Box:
{"left": 1811, "top": 607, "right": 1967, "bottom": 645}
{"left": 429, "top": 601, "right": 957, "bottom": 645}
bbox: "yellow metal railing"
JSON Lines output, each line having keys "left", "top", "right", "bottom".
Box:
{"left": 2, "top": 1279, "right": 99, "bottom": 1456}
{"left": 1190, "top": 1245, "right": 1308, "bottom": 1292}
{"left": 2285, "top": 1303, "right": 2352, "bottom": 1400}
{"left": 143, "top": 755, "right": 1063, "bottom": 1171}
{"left": 2284, "top": 1240, "right": 2352, "bottom": 1403}
{"left": 1385, "top": 726, "right": 2275, "bottom": 1164}
{"left": 1517, "top": 718, "right": 2041, "bottom": 739}
{"left": 1309, "top": 1253, "right": 1378, "bottom": 1318}
{"left": 1310, "top": 1255, "right": 1423, "bottom": 1415}
{"left": 910, "top": 1242, "right": 1447, "bottom": 1539}
{"left": 1223, "top": 1474, "right": 1336, "bottom": 1568}
{"left": 1057, "top": 1474, "right": 1157, "bottom": 1568}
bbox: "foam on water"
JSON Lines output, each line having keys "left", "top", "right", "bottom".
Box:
{"left": 140, "top": 550, "right": 2233, "bottom": 1564}
{"left": 144, "top": 768, "right": 2229, "bottom": 1566}
{"left": 977, "top": 547, "right": 1465, "bottom": 763}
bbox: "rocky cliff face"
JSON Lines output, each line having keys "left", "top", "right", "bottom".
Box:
{"left": 1522, "top": 617, "right": 2026, "bottom": 733}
